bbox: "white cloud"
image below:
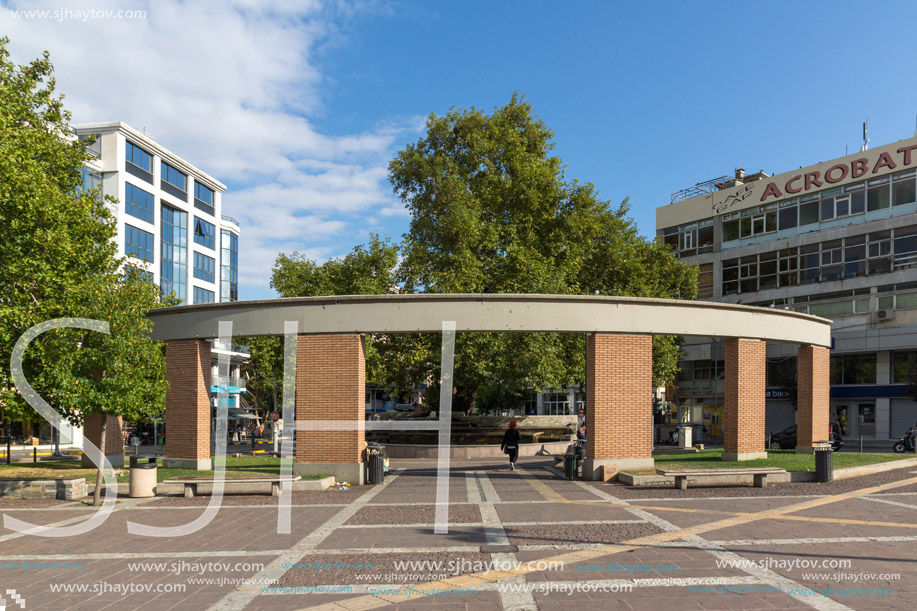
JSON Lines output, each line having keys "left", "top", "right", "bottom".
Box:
{"left": 1, "top": 0, "right": 422, "bottom": 298}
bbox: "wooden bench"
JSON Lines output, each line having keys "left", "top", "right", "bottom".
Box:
{"left": 655, "top": 467, "right": 786, "bottom": 490}
{"left": 164, "top": 475, "right": 301, "bottom": 498}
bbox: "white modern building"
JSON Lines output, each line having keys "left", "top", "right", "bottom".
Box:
{"left": 66, "top": 122, "right": 249, "bottom": 448}
{"left": 656, "top": 132, "right": 917, "bottom": 445}
{"left": 73, "top": 122, "right": 239, "bottom": 305}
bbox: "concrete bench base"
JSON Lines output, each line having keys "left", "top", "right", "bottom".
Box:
{"left": 0, "top": 478, "right": 87, "bottom": 500}
{"left": 656, "top": 468, "right": 787, "bottom": 490}
{"left": 162, "top": 476, "right": 302, "bottom": 498}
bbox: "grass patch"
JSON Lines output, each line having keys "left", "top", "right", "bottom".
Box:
{"left": 0, "top": 456, "right": 326, "bottom": 483}
{"left": 622, "top": 449, "right": 915, "bottom": 475}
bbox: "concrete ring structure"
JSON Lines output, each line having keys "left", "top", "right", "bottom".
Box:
{"left": 127, "top": 295, "right": 832, "bottom": 482}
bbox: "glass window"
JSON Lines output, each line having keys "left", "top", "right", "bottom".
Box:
{"left": 125, "top": 141, "right": 153, "bottom": 172}
{"left": 778, "top": 205, "right": 797, "bottom": 230}
{"left": 221, "top": 229, "right": 238, "bottom": 302}
{"left": 161, "top": 162, "right": 187, "bottom": 192}
{"left": 194, "top": 182, "right": 215, "bottom": 215}
{"left": 697, "top": 221, "right": 714, "bottom": 252}
{"left": 868, "top": 184, "right": 890, "bottom": 211}
{"left": 878, "top": 295, "right": 894, "bottom": 310}
{"left": 193, "top": 251, "right": 215, "bottom": 283}
{"left": 835, "top": 195, "right": 850, "bottom": 217}
{"left": 801, "top": 244, "right": 820, "bottom": 284}
{"left": 193, "top": 287, "right": 215, "bottom": 304}
{"left": 78, "top": 167, "right": 102, "bottom": 197}
{"left": 160, "top": 205, "right": 188, "bottom": 302}
{"left": 850, "top": 190, "right": 865, "bottom": 214}
{"left": 195, "top": 182, "right": 214, "bottom": 206}
{"left": 193, "top": 217, "right": 215, "bottom": 250}
{"left": 894, "top": 229, "right": 917, "bottom": 269}
{"left": 799, "top": 200, "right": 819, "bottom": 225}
{"left": 740, "top": 217, "right": 752, "bottom": 238}
{"left": 844, "top": 236, "right": 866, "bottom": 278}
{"left": 124, "top": 224, "right": 153, "bottom": 262}
{"left": 821, "top": 197, "right": 835, "bottom": 221}
{"left": 893, "top": 351, "right": 917, "bottom": 384}
{"left": 765, "top": 210, "right": 777, "bottom": 232}
{"left": 778, "top": 248, "right": 798, "bottom": 287}
{"left": 892, "top": 178, "right": 916, "bottom": 206}
{"left": 898, "top": 291, "right": 917, "bottom": 309}
{"left": 723, "top": 218, "right": 739, "bottom": 241}
{"left": 831, "top": 354, "right": 877, "bottom": 385}
{"left": 125, "top": 182, "right": 154, "bottom": 224}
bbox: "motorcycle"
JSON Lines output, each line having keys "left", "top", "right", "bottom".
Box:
{"left": 893, "top": 426, "right": 916, "bottom": 453}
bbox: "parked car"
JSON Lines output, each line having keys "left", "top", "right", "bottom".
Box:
{"left": 768, "top": 424, "right": 844, "bottom": 451}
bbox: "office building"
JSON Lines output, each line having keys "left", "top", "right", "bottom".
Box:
{"left": 657, "top": 133, "right": 917, "bottom": 443}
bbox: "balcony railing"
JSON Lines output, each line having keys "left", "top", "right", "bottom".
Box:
{"left": 210, "top": 340, "right": 250, "bottom": 354}
{"left": 221, "top": 214, "right": 240, "bottom": 228}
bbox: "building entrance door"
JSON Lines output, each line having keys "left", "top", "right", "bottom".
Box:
{"left": 857, "top": 403, "right": 876, "bottom": 437}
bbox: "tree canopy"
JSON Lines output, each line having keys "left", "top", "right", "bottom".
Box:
{"left": 0, "top": 37, "right": 168, "bottom": 448}
{"left": 270, "top": 94, "right": 697, "bottom": 413}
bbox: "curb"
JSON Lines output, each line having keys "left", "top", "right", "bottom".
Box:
{"left": 619, "top": 455, "right": 917, "bottom": 486}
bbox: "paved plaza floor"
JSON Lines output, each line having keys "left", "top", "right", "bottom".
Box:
{"left": 1, "top": 458, "right": 916, "bottom": 610}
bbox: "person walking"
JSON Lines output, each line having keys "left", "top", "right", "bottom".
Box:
{"left": 501, "top": 420, "right": 521, "bottom": 471}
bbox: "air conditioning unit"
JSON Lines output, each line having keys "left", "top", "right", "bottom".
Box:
{"left": 875, "top": 309, "right": 896, "bottom": 321}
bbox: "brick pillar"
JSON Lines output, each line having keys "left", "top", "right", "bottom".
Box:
{"left": 796, "top": 345, "right": 830, "bottom": 454}
{"left": 723, "top": 338, "right": 767, "bottom": 461}
{"left": 163, "top": 340, "right": 212, "bottom": 470}
{"left": 294, "top": 334, "right": 365, "bottom": 484}
{"left": 81, "top": 414, "right": 124, "bottom": 468}
{"left": 583, "top": 333, "right": 654, "bottom": 478}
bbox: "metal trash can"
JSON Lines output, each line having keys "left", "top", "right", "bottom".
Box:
{"left": 366, "top": 443, "right": 386, "bottom": 485}
{"left": 129, "top": 454, "right": 158, "bottom": 497}
{"left": 574, "top": 441, "right": 586, "bottom": 461}
{"left": 814, "top": 442, "right": 833, "bottom": 482}
{"left": 564, "top": 454, "right": 579, "bottom": 481}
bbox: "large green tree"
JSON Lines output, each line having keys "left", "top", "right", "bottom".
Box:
{"left": 388, "top": 94, "right": 696, "bottom": 412}
{"left": 0, "top": 38, "right": 169, "bottom": 503}
{"left": 270, "top": 95, "right": 696, "bottom": 414}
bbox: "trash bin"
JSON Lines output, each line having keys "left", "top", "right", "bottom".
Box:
{"left": 814, "top": 442, "right": 833, "bottom": 483}
{"left": 575, "top": 443, "right": 586, "bottom": 461}
{"left": 366, "top": 444, "right": 386, "bottom": 485}
{"left": 564, "top": 453, "right": 579, "bottom": 481}
{"left": 129, "top": 454, "right": 158, "bottom": 498}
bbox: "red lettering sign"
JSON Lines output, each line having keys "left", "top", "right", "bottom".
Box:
{"left": 804, "top": 172, "right": 823, "bottom": 190}
{"left": 898, "top": 144, "right": 917, "bottom": 166}
{"left": 760, "top": 182, "right": 782, "bottom": 202}
{"left": 785, "top": 175, "right": 803, "bottom": 194}
{"left": 851, "top": 158, "right": 869, "bottom": 178}
{"left": 824, "top": 164, "right": 848, "bottom": 184}
{"left": 873, "top": 152, "right": 897, "bottom": 173}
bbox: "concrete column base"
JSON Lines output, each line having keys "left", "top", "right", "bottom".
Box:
{"left": 294, "top": 462, "right": 365, "bottom": 485}
{"left": 722, "top": 451, "right": 768, "bottom": 461}
{"left": 582, "top": 457, "right": 653, "bottom": 480}
{"left": 81, "top": 454, "right": 124, "bottom": 469}
{"left": 162, "top": 458, "right": 212, "bottom": 470}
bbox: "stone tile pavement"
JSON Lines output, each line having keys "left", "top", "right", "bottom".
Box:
{"left": 0, "top": 458, "right": 914, "bottom": 610}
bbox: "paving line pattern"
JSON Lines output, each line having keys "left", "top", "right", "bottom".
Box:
{"left": 304, "top": 471, "right": 917, "bottom": 611}
{"left": 209, "top": 468, "right": 405, "bottom": 611}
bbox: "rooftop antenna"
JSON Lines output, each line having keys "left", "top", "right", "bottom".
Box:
{"left": 861, "top": 119, "right": 869, "bottom": 152}
{"left": 914, "top": 113, "right": 917, "bottom": 137}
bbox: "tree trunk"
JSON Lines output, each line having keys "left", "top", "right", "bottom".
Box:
{"left": 92, "top": 417, "right": 108, "bottom": 507}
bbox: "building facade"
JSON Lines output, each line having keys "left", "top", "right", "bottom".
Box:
{"left": 657, "top": 134, "right": 917, "bottom": 443}
{"left": 66, "top": 122, "right": 247, "bottom": 452}
{"left": 73, "top": 122, "right": 239, "bottom": 305}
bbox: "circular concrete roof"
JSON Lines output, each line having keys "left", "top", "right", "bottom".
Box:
{"left": 147, "top": 294, "right": 831, "bottom": 347}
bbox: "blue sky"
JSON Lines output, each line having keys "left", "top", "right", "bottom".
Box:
{"left": 4, "top": 0, "right": 917, "bottom": 299}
